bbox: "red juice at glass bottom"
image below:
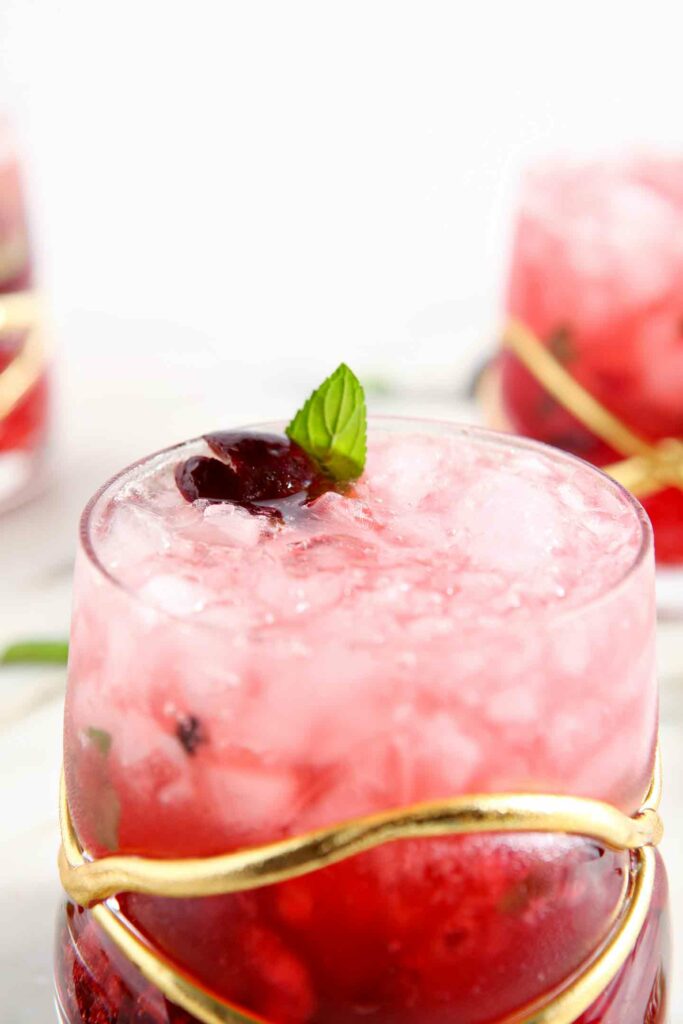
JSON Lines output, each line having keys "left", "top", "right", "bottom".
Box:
{"left": 498, "top": 156, "right": 683, "bottom": 563}
{"left": 55, "top": 421, "right": 669, "bottom": 1023}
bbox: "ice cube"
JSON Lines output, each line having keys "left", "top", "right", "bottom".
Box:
{"left": 201, "top": 503, "right": 265, "bottom": 547}
{"left": 99, "top": 503, "right": 172, "bottom": 570}
{"left": 113, "top": 709, "right": 186, "bottom": 775}
{"left": 458, "top": 471, "right": 563, "bottom": 575}
{"left": 365, "top": 435, "right": 444, "bottom": 508}
{"left": 208, "top": 762, "right": 298, "bottom": 836}
{"left": 139, "top": 574, "right": 210, "bottom": 615}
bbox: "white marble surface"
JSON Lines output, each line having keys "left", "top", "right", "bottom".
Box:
{"left": 0, "top": 326, "right": 681, "bottom": 1021}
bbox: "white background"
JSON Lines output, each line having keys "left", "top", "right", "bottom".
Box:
{"left": 0, "top": 2, "right": 682, "bottom": 1021}
{"left": 2, "top": 1, "right": 683, "bottom": 412}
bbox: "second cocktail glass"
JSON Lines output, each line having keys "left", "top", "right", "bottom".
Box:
{"left": 494, "top": 156, "right": 683, "bottom": 566}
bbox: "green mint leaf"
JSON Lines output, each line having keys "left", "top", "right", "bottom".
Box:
{"left": 94, "top": 783, "right": 121, "bottom": 852}
{"left": 1, "top": 639, "right": 69, "bottom": 666}
{"left": 286, "top": 363, "right": 367, "bottom": 481}
{"left": 86, "top": 726, "right": 112, "bottom": 757}
{"left": 84, "top": 726, "right": 120, "bottom": 850}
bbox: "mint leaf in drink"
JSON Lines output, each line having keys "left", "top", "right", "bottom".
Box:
{"left": 1, "top": 639, "right": 69, "bottom": 666}
{"left": 174, "top": 364, "right": 366, "bottom": 512}
{"left": 286, "top": 363, "right": 367, "bottom": 481}
{"left": 95, "top": 786, "right": 121, "bottom": 852}
{"left": 84, "top": 725, "right": 120, "bottom": 850}
{"left": 86, "top": 726, "right": 112, "bottom": 756}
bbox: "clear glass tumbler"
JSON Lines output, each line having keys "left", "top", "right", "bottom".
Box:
{"left": 55, "top": 420, "right": 669, "bottom": 1023}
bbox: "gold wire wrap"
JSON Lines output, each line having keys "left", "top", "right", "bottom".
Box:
{"left": 59, "top": 763, "right": 663, "bottom": 907}
{"left": 0, "top": 289, "right": 44, "bottom": 419}
{"left": 501, "top": 318, "right": 683, "bottom": 500}
{"left": 58, "top": 750, "right": 663, "bottom": 1024}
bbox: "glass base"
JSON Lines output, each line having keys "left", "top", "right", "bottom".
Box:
{"left": 53, "top": 850, "right": 670, "bottom": 1024}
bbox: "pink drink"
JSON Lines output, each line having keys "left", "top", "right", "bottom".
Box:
{"left": 56, "top": 421, "right": 668, "bottom": 1023}
{"left": 498, "top": 156, "right": 683, "bottom": 563}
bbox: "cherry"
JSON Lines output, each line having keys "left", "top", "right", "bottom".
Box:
{"left": 175, "top": 456, "right": 245, "bottom": 504}
{"left": 204, "top": 432, "right": 317, "bottom": 500}
{"left": 175, "top": 432, "right": 325, "bottom": 518}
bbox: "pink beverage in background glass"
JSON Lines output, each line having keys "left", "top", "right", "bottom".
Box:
{"left": 56, "top": 420, "right": 668, "bottom": 1023}
{"left": 0, "top": 117, "right": 49, "bottom": 510}
{"left": 498, "top": 156, "right": 683, "bottom": 563}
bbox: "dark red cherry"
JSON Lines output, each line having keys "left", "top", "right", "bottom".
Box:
{"left": 174, "top": 456, "right": 284, "bottom": 520}
{"left": 175, "top": 456, "right": 238, "bottom": 503}
{"left": 174, "top": 431, "right": 324, "bottom": 517}
{"left": 203, "top": 431, "right": 317, "bottom": 500}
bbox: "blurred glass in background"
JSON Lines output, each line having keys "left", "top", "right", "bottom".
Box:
{"left": 0, "top": 117, "right": 49, "bottom": 512}
{"left": 489, "top": 156, "right": 683, "bottom": 566}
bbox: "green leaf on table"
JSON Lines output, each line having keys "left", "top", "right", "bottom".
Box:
{"left": 0, "top": 639, "right": 69, "bottom": 666}
{"left": 286, "top": 363, "right": 367, "bottom": 481}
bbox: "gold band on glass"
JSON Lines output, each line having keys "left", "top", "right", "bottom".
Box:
{"left": 0, "top": 289, "right": 44, "bottom": 419}
{"left": 59, "top": 763, "right": 663, "bottom": 907}
{"left": 58, "top": 750, "right": 663, "bottom": 1024}
{"left": 501, "top": 318, "right": 683, "bottom": 500}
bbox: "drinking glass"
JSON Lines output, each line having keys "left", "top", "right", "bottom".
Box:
{"left": 55, "top": 420, "right": 669, "bottom": 1023}
{"left": 493, "top": 156, "right": 683, "bottom": 569}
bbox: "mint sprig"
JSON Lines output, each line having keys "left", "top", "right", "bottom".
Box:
{"left": 1, "top": 639, "right": 69, "bottom": 666}
{"left": 286, "top": 363, "right": 367, "bottom": 481}
{"left": 86, "top": 726, "right": 112, "bottom": 756}
{"left": 83, "top": 725, "right": 120, "bottom": 850}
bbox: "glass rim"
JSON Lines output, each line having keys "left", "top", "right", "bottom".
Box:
{"left": 79, "top": 415, "right": 653, "bottom": 629}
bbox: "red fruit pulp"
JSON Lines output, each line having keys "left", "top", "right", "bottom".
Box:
{"left": 55, "top": 847, "right": 669, "bottom": 1024}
